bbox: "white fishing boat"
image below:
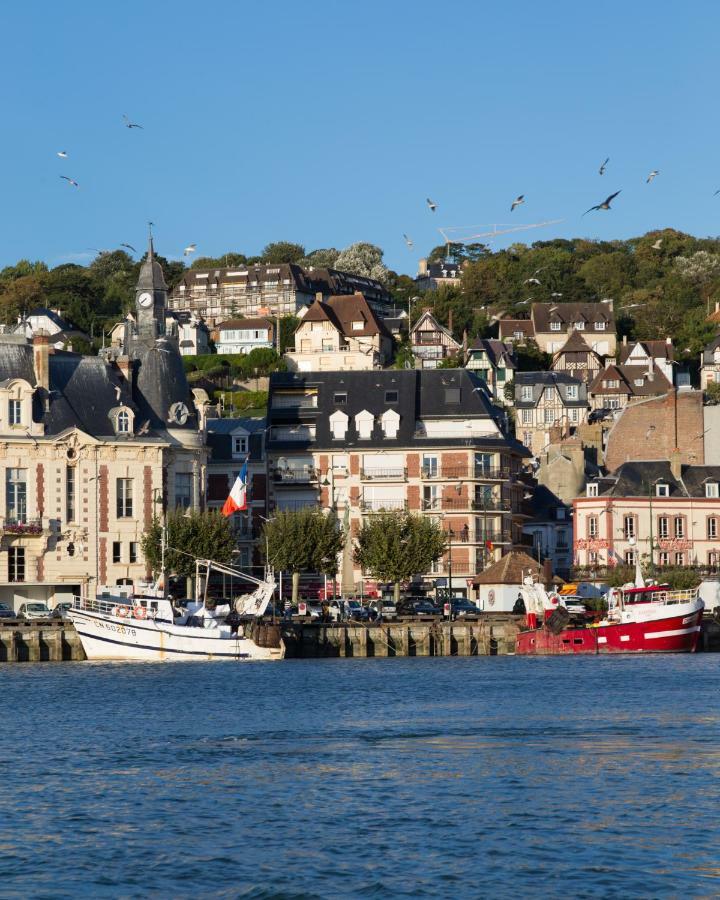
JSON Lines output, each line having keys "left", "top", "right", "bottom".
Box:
{"left": 68, "top": 560, "right": 283, "bottom": 662}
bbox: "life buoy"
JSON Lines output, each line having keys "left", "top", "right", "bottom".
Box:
{"left": 133, "top": 606, "right": 147, "bottom": 620}
{"left": 117, "top": 606, "right": 130, "bottom": 618}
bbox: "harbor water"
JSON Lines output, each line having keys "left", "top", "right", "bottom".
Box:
{"left": 1, "top": 656, "right": 718, "bottom": 898}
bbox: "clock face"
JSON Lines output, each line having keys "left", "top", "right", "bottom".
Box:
{"left": 138, "top": 291, "right": 153, "bottom": 308}
{"left": 169, "top": 402, "right": 189, "bottom": 425}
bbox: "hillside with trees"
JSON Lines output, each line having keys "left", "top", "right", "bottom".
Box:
{"left": 2, "top": 229, "right": 719, "bottom": 363}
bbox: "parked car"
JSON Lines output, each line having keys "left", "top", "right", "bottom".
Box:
{"left": 448, "top": 598, "right": 481, "bottom": 619}
{"left": 0, "top": 602, "right": 16, "bottom": 619}
{"left": 17, "top": 602, "right": 52, "bottom": 620}
{"left": 52, "top": 600, "right": 73, "bottom": 619}
{"left": 344, "top": 599, "right": 370, "bottom": 622}
{"left": 397, "top": 598, "right": 441, "bottom": 617}
{"left": 367, "top": 600, "right": 397, "bottom": 620}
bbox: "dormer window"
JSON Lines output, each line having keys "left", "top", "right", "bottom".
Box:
{"left": 586, "top": 483, "right": 599, "bottom": 497}
{"left": 513, "top": 331, "right": 524, "bottom": 340}
{"left": 117, "top": 411, "right": 130, "bottom": 434}
{"left": 566, "top": 385, "right": 578, "bottom": 400}
{"left": 8, "top": 399, "right": 21, "bottom": 426}
{"left": 329, "top": 410, "right": 349, "bottom": 441}
{"left": 385, "top": 390, "right": 398, "bottom": 403}
{"left": 351, "top": 321, "right": 364, "bottom": 331}
{"left": 575, "top": 321, "right": 585, "bottom": 330}
{"left": 380, "top": 409, "right": 400, "bottom": 439}
{"left": 233, "top": 435, "right": 247, "bottom": 457}
{"left": 550, "top": 321, "right": 562, "bottom": 331}
{"left": 706, "top": 482, "right": 719, "bottom": 498}
{"left": 595, "top": 321, "right": 606, "bottom": 331}
{"left": 521, "top": 386, "right": 533, "bottom": 401}
{"left": 355, "top": 410, "right": 374, "bottom": 440}
{"left": 656, "top": 483, "right": 669, "bottom": 497}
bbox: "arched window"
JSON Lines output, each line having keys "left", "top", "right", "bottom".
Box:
{"left": 117, "top": 410, "right": 130, "bottom": 434}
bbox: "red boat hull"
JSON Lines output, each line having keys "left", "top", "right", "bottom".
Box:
{"left": 516, "top": 609, "right": 703, "bottom": 655}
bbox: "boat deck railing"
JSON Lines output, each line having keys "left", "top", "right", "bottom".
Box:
{"left": 625, "top": 588, "right": 699, "bottom": 605}
{"left": 72, "top": 596, "right": 160, "bottom": 618}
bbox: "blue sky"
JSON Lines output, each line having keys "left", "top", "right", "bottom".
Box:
{"left": 1, "top": 0, "right": 718, "bottom": 275}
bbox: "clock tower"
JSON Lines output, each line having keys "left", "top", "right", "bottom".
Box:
{"left": 135, "top": 232, "right": 168, "bottom": 340}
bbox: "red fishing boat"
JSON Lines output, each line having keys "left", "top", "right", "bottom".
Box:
{"left": 515, "top": 572, "right": 704, "bottom": 656}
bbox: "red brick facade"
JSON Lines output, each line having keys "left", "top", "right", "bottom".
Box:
{"left": 98, "top": 465, "right": 109, "bottom": 533}
{"left": 35, "top": 463, "right": 44, "bottom": 517}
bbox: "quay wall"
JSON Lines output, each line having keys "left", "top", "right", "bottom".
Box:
{"left": 0, "top": 620, "right": 85, "bottom": 662}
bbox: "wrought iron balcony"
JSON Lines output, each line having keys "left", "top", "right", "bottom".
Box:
{"left": 360, "top": 499, "right": 407, "bottom": 512}
{"left": 272, "top": 467, "right": 319, "bottom": 484}
{"left": 360, "top": 468, "right": 407, "bottom": 481}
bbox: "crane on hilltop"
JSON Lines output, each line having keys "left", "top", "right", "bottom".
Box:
{"left": 436, "top": 219, "right": 564, "bottom": 260}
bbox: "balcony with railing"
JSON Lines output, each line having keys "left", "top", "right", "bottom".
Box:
{"left": 360, "top": 499, "right": 408, "bottom": 512}
{"left": 443, "top": 528, "right": 508, "bottom": 544}
{"left": 272, "top": 467, "right": 319, "bottom": 485}
{"left": 360, "top": 467, "right": 407, "bottom": 481}
{"left": 271, "top": 394, "right": 318, "bottom": 410}
{"left": 424, "top": 497, "right": 511, "bottom": 512}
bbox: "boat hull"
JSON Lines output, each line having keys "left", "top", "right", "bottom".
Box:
{"left": 68, "top": 608, "right": 283, "bottom": 662}
{"left": 516, "top": 608, "right": 703, "bottom": 655}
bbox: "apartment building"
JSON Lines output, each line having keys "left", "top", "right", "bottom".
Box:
{"left": 265, "top": 369, "right": 530, "bottom": 597}
{"left": 575, "top": 457, "right": 720, "bottom": 572}
{"left": 286, "top": 293, "right": 392, "bottom": 372}
{"left": 168, "top": 263, "right": 391, "bottom": 325}
{"left": 415, "top": 258, "right": 464, "bottom": 291}
{"left": 0, "top": 237, "right": 207, "bottom": 610}
{"left": 514, "top": 371, "right": 589, "bottom": 456}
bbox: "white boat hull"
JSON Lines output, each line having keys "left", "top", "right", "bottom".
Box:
{"left": 69, "top": 608, "right": 283, "bottom": 662}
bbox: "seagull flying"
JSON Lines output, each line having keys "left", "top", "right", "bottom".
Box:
{"left": 582, "top": 190, "right": 621, "bottom": 215}
{"left": 120, "top": 243, "right": 136, "bottom": 253}
{"left": 599, "top": 157, "right": 609, "bottom": 176}
{"left": 524, "top": 277, "right": 541, "bottom": 285}
{"left": 122, "top": 114, "right": 143, "bottom": 129}
{"left": 651, "top": 238, "right": 663, "bottom": 250}
{"left": 510, "top": 195, "right": 525, "bottom": 212}
{"left": 426, "top": 197, "right": 437, "bottom": 212}
{"left": 402, "top": 233, "right": 414, "bottom": 249}
{"left": 183, "top": 244, "right": 197, "bottom": 256}
{"left": 550, "top": 292, "right": 563, "bottom": 298}
{"left": 60, "top": 175, "right": 79, "bottom": 188}
{"left": 646, "top": 170, "right": 659, "bottom": 184}
{"left": 57, "top": 150, "right": 68, "bottom": 159}
{"left": 714, "top": 189, "right": 720, "bottom": 196}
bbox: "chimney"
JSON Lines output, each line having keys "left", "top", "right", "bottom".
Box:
{"left": 666, "top": 336, "right": 672, "bottom": 345}
{"left": 116, "top": 356, "right": 133, "bottom": 384}
{"left": 622, "top": 334, "right": 627, "bottom": 346}
{"left": 418, "top": 258, "right": 428, "bottom": 276}
{"left": 647, "top": 356, "right": 654, "bottom": 375}
{"left": 32, "top": 331, "right": 52, "bottom": 390}
{"left": 670, "top": 447, "right": 682, "bottom": 481}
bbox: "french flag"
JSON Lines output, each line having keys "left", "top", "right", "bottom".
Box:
{"left": 222, "top": 460, "right": 248, "bottom": 517}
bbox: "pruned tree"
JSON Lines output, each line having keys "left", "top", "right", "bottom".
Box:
{"left": 141, "top": 509, "right": 236, "bottom": 580}
{"left": 262, "top": 508, "right": 345, "bottom": 604}
{"left": 354, "top": 511, "right": 447, "bottom": 602}
{"left": 260, "top": 241, "right": 306, "bottom": 265}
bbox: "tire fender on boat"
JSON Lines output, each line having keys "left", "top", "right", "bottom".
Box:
{"left": 133, "top": 606, "right": 147, "bottom": 620}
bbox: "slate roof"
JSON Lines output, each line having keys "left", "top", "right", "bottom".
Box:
{"left": 527, "top": 483, "right": 570, "bottom": 520}
{"left": 468, "top": 338, "right": 517, "bottom": 369}
{"left": 702, "top": 335, "right": 720, "bottom": 363}
{"left": 0, "top": 341, "right": 36, "bottom": 384}
{"left": 129, "top": 337, "right": 197, "bottom": 431}
{"left": 136, "top": 238, "right": 168, "bottom": 292}
{"left": 267, "top": 369, "right": 527, "bottom": 454}
{"left": 472, "top": 550, "right": 543, "bottom": 585}
{"left": 207, "top": 417, "right": 266, "bottom": 462}
{"left": 532, "top": 300, "right": 615, "bottom": 332}
{"left": 515, "top": 371, "right": 587, "bottom": 408}
{"left": 553, "top": 330, "right": 598, "bottom": 355}
{"left": 594, "top": 461, "right": 720, "bottom": 497}
{"left": 589, "top": 363, "right": 671, "bottom": 396}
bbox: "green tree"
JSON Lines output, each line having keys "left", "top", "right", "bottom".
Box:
{"left": 705, "top": 381, "right": 720, "bottom": 405}
{"left": 301, "top": 248, "right": 340, "bottom": 269}
{"left": 141, "top": 509, "right": 236, "bottom": 579}
{"left": 0, "top": 275, "right": 45, "bottom": 324}
{"left": 278, "top": 315, "right": 299, "bottom": 353}
{"left": 191, "top": 253, "right": 248, "bottom": 269}
{"left": 262, "top": 508, "right": 345, "bottom": 603}
{"left": 354, "top": 511, "right": 447, "bottom": 602}
{"left": 261, "top": 241, "right": 305, "bottom": 264}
